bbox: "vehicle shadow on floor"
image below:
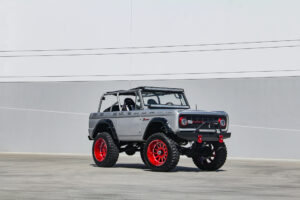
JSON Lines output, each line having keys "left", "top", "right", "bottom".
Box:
{"left": 90, "top": 163, "right": 225, "bottom": 172}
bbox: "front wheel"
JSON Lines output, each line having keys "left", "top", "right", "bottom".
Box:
{"left": 92, "top": 132, "right": 119, "bottom": 167}
{"left": 143, "top": 133, "right": 180, "bottom": 172}
{"left": 192, "top": 142, "right": 227, "bottom": 171}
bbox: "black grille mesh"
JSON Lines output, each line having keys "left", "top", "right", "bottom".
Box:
{"left": 179, "top": 115, "right": 226, "bottom": 129}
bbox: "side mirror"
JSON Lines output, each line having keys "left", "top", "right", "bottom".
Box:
{"left": 102, "top": 96, "right": 106, "bottom": 100}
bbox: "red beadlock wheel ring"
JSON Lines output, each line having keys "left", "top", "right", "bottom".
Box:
{"left": 94, "top": 138, "right": 107, "bottom": 162}
{"left": 147, "top": 139, "right": 168, "bottom": 166}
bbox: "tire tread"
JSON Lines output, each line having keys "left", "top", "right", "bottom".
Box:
{"left": 144, "top": 133, "right": 180, "bottom": 172}
{"left": 92, "top": 132, "right": 119, "bottom": 167}
{"left": 192, "top": 142, "right": 227, "bottom": 171}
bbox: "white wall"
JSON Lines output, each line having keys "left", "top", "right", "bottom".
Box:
{"left": 0, "top": 0, "right": 300, "bottom": 81}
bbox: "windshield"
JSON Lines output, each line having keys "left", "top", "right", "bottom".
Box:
{"left": 142, "top": 91, "right": 188, "bottom": 107}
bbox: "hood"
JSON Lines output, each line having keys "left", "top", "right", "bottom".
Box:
{"left": 178, "top": 109, "right": 228, "bottom": 116}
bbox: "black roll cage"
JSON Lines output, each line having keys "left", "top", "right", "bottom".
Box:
{"left": 98, "top": 86, "right": 190, "bottom": 112}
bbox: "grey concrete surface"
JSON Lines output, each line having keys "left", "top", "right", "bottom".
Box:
{"left": 0, "top": 153, "right": 300, "bottom": 200}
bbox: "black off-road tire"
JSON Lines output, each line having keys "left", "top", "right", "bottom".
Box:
{"left": 140, "top": 143, "right": 147, "bottom": 166}
{"left": 192, "top": 142, "right": 227, "bottom": 171}
{"left": 143, "top": 133, "right": 180, "bottom": 172}
{"left": 92, "top": 132, "right": 119, "bottom": 167}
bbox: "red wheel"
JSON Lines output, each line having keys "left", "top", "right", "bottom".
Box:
{"left": 143, "top": 133, "right": 179, "bottom": 171}
{"left": 94, "top": 138, "right": 107, "bottom": 162}
{"left": 147, "top": 139, "right": 168, "bottom": 166}
{"left": 92, "top": 132, "right": 119, "bottom": 167}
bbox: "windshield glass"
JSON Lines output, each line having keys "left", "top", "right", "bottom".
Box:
{"left": 142, "top": 91, "right": 188, "bottom": 106}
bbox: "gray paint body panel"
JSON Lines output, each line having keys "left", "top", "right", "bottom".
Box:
{"left": 89, "top": 109, "right": 178, "bottom": 141}
{"left": 89, "top": 108, "right": 228, "bottom": 141}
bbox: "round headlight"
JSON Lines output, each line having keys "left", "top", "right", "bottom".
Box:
{"left": 179, "top": 117, "right": 188, "bottom": 126}
{"left": 218, "top": 118, "right": 226, "bottom": 127}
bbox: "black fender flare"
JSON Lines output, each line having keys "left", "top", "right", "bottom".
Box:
{"left": 143, "top": 117, "right": 174, "bottom": 140}
{"left": 92, "top": 119, "right": 119, "bottom": 142}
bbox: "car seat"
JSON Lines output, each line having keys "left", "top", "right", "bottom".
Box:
{"left": 123, "top": 98, "right": 136, "bottom": 111}
{"left": 147, "top": 99, "right": 158, "bottom": 105}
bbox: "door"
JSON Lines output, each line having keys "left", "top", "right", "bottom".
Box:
{"left": 114, "top": 93, "right": 142, "bottom": 141}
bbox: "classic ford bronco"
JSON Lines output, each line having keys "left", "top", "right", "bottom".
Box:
{"left": 88, "top": 86, "right": 231, "bottom": 171}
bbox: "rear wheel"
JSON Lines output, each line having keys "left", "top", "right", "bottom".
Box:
{"left": 143, "top": 133, "right": 180, "bottom": 172}
{"left": 92, "top": 132, "right": 119, "bottom": 167}
{"left": 140, "top": 144, "right": 147, "bottom": 166}
{"left": 192, "top": 142, "right": 227, "bottom": 171}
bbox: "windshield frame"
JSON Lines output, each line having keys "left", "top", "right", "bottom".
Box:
{"left": 141, "top": 91, "right": 190, "bottom": 109}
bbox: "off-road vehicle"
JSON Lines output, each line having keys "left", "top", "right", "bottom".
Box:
{"left": 88, "top": 86, "right": 231, "bottom": 171}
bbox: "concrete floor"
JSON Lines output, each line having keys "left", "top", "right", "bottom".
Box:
{"left": 0, "top": 153, "right": 300, "bottom": 200}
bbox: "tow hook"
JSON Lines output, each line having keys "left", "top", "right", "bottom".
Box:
{"left": 197, "top": 135, "right": 202, "bottom": 143}
{"left": 219, "top": 135, "right": 224, "bottom": 143}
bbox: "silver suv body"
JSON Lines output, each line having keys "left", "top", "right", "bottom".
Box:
{"left": 89, "top": 86, "right": 231, "bottom": 142}
{"left": 89, "top": 86, "right": 231, "bottom": 171}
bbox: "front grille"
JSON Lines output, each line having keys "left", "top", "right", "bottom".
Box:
{"left": 179, "top": 115, "right": 226, "bottom": 129}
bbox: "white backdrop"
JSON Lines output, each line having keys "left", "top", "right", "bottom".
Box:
{"left": 0, "top": 0, "right": 300, "bottom": 81}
